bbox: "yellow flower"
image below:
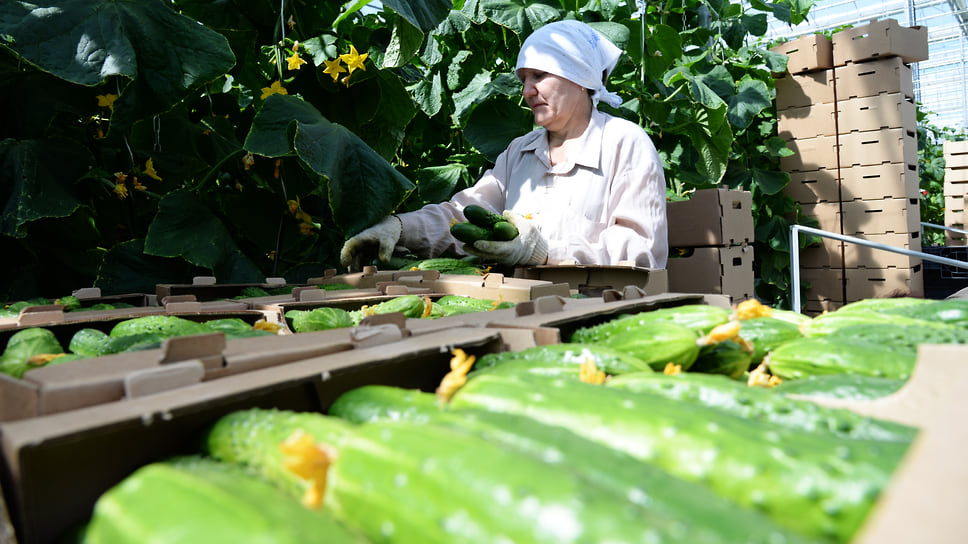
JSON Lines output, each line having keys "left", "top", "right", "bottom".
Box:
{"left": 96, "top": 94, "right": 118, "bottom": 110}
{"left": 339, "top": 45, "right": 368, "bottom": 73}
{"left": 114, "top": 181, "right": 129, "bottom": 200}
{"left": 435, "top": 349, "right": 476, "bottom": 407}
{"left": 298, "top": 222, "right": 316, "bottom": 236}
{"left": 260, "top": 80, "right": 288, "bottom": 100}
{"left": 144, "top": 158, "right": 162, "bottom": 181}
{"left": 132, "top": 177, "right": 146, "bottom": 191}
{"left": 287, "top": 52, "right": 307, "bottom": 71}
{"left": 287, "top": 15, "right": 296, "bottom": 29}
{"left": 322, "top": 58, "right": 346, "bottom": 82}
{"left": 242, "top": 152, "right": 255, "bottom": 170}
{"left": 113, "top": 172, "right": 128, "bottom": 183}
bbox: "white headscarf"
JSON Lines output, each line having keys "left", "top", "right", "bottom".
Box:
{"left": 515, "top": 20, "right": 624, "bottom": 108}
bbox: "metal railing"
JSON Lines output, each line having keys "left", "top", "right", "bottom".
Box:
{"left": 789, "top": 223, "right": 968, "bottom": 312}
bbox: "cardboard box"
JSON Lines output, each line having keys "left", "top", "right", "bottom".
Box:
{"left": 780, "top": 134, "right": 840, "bottom": 172}
{"left": 666, "top": 245, "right": 755, "bottom": 302}
{"left": 394, "top": 272, "right": 571, "bottom": 303}
{"left": 513, "top": 265, "right": 669, "bottom": 297}
{"left": 944, "top": 169, "right": 968, "bottom": 188}
{"left": 845, "top": 264, "right": 924, "bottom": 300}
{"left": 786, "top": 164, "right": 919, "bottom": 204}
{"left": 944, "top": 195, "right": 966, "bottom": 215}
{"left": 797, "top": 201, "right": 843, "bottom": 235}
{"left": 778, "top": 101, "right": 837, "bottom": 138}
{"left": 835, "top": 57, "right": 914, "bottom": 101}
{"left": 838, "top": 128, "right": 918, "bottom": 167}
{"left": 832, "top": 19, "right": 929, "bottom": 66}
{"left": 944, "top": 225, "right": 967, "bottom": 246}
{"left": 945, "top": 208, "right": 965, "bottom": 230}
{"left": 770, "top": 33, "right": 834, "bottom": 74}
{"left": 796, "top": 230, "right": 921, "bottom": 270}
{"left": 800, "top": 266, "right": 845, "bottom": 309}
{"left": 666, "top": 188, "right": 755, "bottom": 247}
{"left": 800, "top": 198, "right": 921, "bottom": 236}
{"left": 943, "top": 140, "right": 968, "bottom": 156}
{"left": 775, "top": 69, "right": 836, "bottom": 109}
{"left": 945, "top": 154, "right": 968, "bottom": 169}
{"left": 839, "top": 163, "right": 919, "bottom": 201}
{"left": 837, "top": 93, "right": 916, "bottom": 133}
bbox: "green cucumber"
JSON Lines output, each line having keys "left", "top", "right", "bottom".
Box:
{"left": 605, "top": 371, "right": 916, "bottom": 442}
{"left": 450, "top": 221, "right": 492, "bottom": 243}
{"left": 474, "top": 342, "right": 653, "bottom": 375}
{"left": 207, "top": 407, "right": 720, "bottom": 543}
{"left": 881, "top": 299, "right": 968, "bottom": 326}
{"left": 448, "top": 372, "right": 909, "bottom": 543}
{"left": 489, "top": 220, "right": 519, "bottom": 241}
{"left": 329, "top": 385, "right": 821, "bottom": 544}
{"left": 569, "top": 304, "right": 731, "bottom": 342}
{"left": 68, "top": 328, "right": 110, "bottom": 358}
{"left": 463, "top": 204, "right": 505, "bottom": 228}
{"left": 109, "top": 315, "right": 210, "bottom": 338}
{"left": 83, "top": 455, "right": 365, "bottom": 543}
{"left": 737, "top": 316, "right": 803, "bottom": 364}
{"left": 690, "top": 339, "right": 751, "bottom": 379}
{"left": 773, "top": 374, "right": 907, "bottom": 401}
{"left": 571, "top": 321, "right": 701, "bottom": 371}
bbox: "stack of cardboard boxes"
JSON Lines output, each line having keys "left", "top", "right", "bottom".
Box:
{"left": 773, "top": 19, "right": 929, "bottom": 312}
{"left": 942, "top": 140, "right": 968, "bottom": 245}
{"left": 665, "top": 189, "right": 756, "bottom": 303}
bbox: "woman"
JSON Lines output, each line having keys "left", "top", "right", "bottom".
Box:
{"left": 340, "top": 20, "right": 668, "bottom": 269}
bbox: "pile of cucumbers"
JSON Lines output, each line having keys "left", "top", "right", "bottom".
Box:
{"left": 450, "top": 204, "right": 519, "bottom": 244}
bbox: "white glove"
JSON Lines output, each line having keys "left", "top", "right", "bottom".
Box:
{"left": 340, "top": 216, "right": 402, "bottom": 269}
{"left": 464, "top": 212, "right": 548, "bottom": 266}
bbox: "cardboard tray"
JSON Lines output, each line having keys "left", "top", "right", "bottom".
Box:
{"left": 0, "top": 291, "right": 718, "bottom": 543}
{"left": 512, "top": 264, "right": 669, "bottom": 297}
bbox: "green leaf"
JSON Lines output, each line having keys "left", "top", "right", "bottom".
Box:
{"left": 742, "top": 13, "right": 768, "bottom": 36}
{"left": 726, "top": 78, "right": 770, "bottom": 130}
{"left": 751, "top": 167, "right": 790, "bottom": 195}
{"left": 244, "top": 95, "right": 415, "bottom": 236}
{"left": 0, "top": 0, "right": 236, "bottom": 131}
{"left": 383, "top": 14, "right": 425, "bottom": 68}
{"left": 145, "top": 190, "right": 264, "bottom": 282}
{"left": 382, "top": 0, "right": 453, "bottom": 32}
{"left": 463, "top": 97, "right": 533, "bottom": 162}
{"left": 481, "top": 0, "right": 561, "bottom": 36}
{"left": 454, "top": 71, "right": 522, "bottom": 125}
{"left": 0, "top": 138, "right": 90, "bottom": 238}
{"left": 416, "top": 164, "right": 473, "bottom": 203}
{"left": 409, "top": 72, "right": 445, "bottom": 116}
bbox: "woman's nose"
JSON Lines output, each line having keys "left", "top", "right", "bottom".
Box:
{"left": 522, "top": 79, "right": 537, "bottom": 96}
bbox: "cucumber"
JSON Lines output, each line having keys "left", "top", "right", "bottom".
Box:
{"left": 880, "top": 299, "right": 968, "bottom": 326}
{"left": 328, "top": 385, "right": 821, "bottom": 544}
{"left": 571, "top": 321, "right": 701, "bottom": 371}
{"left": 68, "top": 328, "right": 109, "bottom": 358}
{"left": 766, "top": 336, "right": 916, "bottom": 380}
{"left": 605, "top": 371, "right": 916, "bottom": 442}
{"left": 569, "top": 304, "right": 731, "bottom": 342}
{"left": 83, "top": 456, "right": 366, "bottom": 543}
{"left": 463, "top": 204, "right": 505, "bottom": 228}
{"left": 109, "top": 315, "right": 210, "bottom": 338}
{"left": 690, "top": 339, "right": 751, "bottom": 379}
{"left": 736, "top": 316, "right": 803, "bottom": 364}
{"left": 474, "top": 342, "right": 653, "bottom": 375}
{"left": 773, "top": 374, "right": 907, "bottom": 401}
{"left": 450, "top": 221, "right": 492, "bottom": 243}
{"left": 448, "top": 372, "right": 909, "bottom": 543}
{"left": 207, "top": 407, "right": 723, "bottom": 543}
{"left": 489, "top": 220, "right": 519, "bottom": 241}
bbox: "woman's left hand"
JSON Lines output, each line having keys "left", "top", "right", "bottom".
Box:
{"left": 464, "top": 212, "right": 549, "bottom": 266}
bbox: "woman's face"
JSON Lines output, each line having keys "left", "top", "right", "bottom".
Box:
{"left": 517, "top": 68, "right": 590, "bottom": 134}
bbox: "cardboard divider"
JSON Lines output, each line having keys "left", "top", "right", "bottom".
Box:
{"left": 513, "top": 265, "right": 669, "bottom": 297}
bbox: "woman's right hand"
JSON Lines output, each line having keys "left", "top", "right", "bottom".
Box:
{"left": 339, "top": 216, "right": 402, "bottom": 270}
